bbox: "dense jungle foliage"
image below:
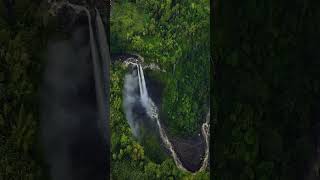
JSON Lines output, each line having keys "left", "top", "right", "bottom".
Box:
{"left": 110, "top": 0, "right": 210, "bottom": 179}
{"left": 110, "top": 64, "right": 209, "bottom": 179}
{"left": 0, "top": 0, "right": 54, "bottom": 179}
{"left": 2, "top": 0, "right": 319, "bottom": 179}
{"left": 212, "top": 0, "right": 320, "bottom": 180}
{"left": 111, "top": 0, "right": 210, "bottom": 137}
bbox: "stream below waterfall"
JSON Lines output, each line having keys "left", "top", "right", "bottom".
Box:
{"left": 122, "top": 58, "right": 210, "bottom": 173}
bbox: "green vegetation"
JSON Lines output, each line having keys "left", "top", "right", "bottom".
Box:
{"left": 2, "top": 0, "right": 319, "bottom": 179}
{"left": 111, "top": 0, "right": 209, "bottom": 137}
{"left": 0, "top": 0, "right": 54, "bottom": 179}
{"left": 110, "top": 63, "right": 209, "bottom": 179}
{"left": 212, "top": 0, "right": 320, "bottom": 180}
{"left": 139, "top": 125, "right": 168, "bottom": 164}
{"left": 111, "top": 0, "right": 210, "bottom": 178}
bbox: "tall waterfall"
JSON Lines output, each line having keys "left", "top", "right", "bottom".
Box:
{"left": 137, "top": 64, "right": 149, "bottom": 110}
{"left": 94, "top": 9, "right": 110, "bottom": 144}
{"left": 131, "top": 63, "right": 210, "bottom": 173}
{"left": 134, "top": 64, "right": 188, "bottom": 172}
{"left": 44, "top": 2, "right": 110, "bottom": 179}
{"left": 51, "top": 0, "right": 110, "bottom": 143}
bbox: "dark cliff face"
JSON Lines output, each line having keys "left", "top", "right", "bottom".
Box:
{"left": 51, "top": 0, "right": 110, "bottom": 45}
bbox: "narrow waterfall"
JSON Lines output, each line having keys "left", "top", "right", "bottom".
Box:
{"left": 137, "top": 64, "right": 149, "bottom": 108}
{"left": 81, "top": 6, "right": 109, "bottom": 143}
{"left": 135, "top": 64, "right": 188, "bottom": 172}
{"left": 94, "top": 9, "right": 110, "bottom": 144}
{"left": 133, "top": 63, "right": 210, "bottom": 172}
{"left": 137, "top": 64, "right": 143, "bottom": 97}
{"left": 44, "top": 2, "right": 110, "bottom": 179}
{"left": 54, "top": 2, "right": 109, "bottom": 142}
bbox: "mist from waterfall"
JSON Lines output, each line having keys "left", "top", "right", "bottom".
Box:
{"left": 137, "top": 64, "right": 153, "bottom": 116}
{"left": 123, "top": 71, "right": 140, "bottom": 137}
{"left": 123, "top": 63, "right": 188, "bottom": 171}
{"left": 42, "top": 2, "right": 109, "bottom": 179}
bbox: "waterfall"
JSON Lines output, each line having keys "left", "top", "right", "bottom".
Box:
{"left": 137, "top": 64, "right": 149, "bottom": 108}
{"left": 44, "top": 2, "right": 110, "bottom": 179}
{"left": 83, "top": 6, "right": 109, "bottom": 144}
{"left": 134, "top": 64, "right": 188, "bottom": 172}
{"left": 137, "top": 64, "right": 143, "bottom": 97}
{"left": 94, "top": 9, "right": 110, "bottom": 144}
{"left": 51, "top": 2, "right": 110, "bottom": 143}
{"left": 132, "top": 63, "right": 210, "bottom": 173}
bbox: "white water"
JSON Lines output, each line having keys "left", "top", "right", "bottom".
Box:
{"left": 199, "top": 112, "right": 210, "bottom": 171}
{"left": 135, "top": 63, "right": 187, "bottom": 171}
{"left": 133, "top": 63, "right": 210, "bottom": 172}
{"left": 50, "top": 1, "right": 109, "bottom": 143}
{"left": 94, "top": 9, "right": 110, "bottom": 144}
{"left": 45, "top": 1, "right": 110, "bottom": 179}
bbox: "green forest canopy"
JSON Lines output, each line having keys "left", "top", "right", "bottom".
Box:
{"left": 111, "top": 0, "right": 210, "bottom": 137}
{"left": 110, "top": 0, "right": 210, "bottom": 179}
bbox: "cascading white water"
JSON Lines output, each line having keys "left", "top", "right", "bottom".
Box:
{"left": 94, "top": 9, "right": 110, "bottom": 144}
{"left": 137, "top": 64, "right": 149, "bottom": 110}
{"left": 45, "top": 2, "right": 110, "bottom": 179}
{"left": 51, "top": 1, "right": 109, "bottom": 143}
{"left": 137, "top": 64, "right": 143, "bottom": 98}
{"left": 135, "top": 63, "right": 187, "bottom": 171}
{"left": 132, "top": 62, "right": 210, "bottom": 173}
